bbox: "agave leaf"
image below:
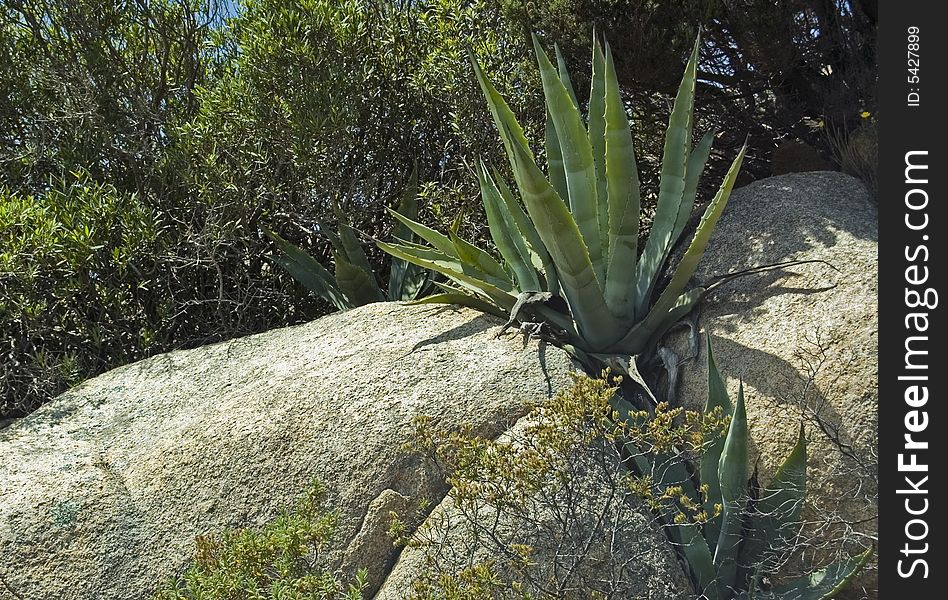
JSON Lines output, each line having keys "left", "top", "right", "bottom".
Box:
{"left": 337, "top": 222, "right": 376, "bottom": 277}
{"left": 333, "top": 250, "right": 385, "bottom": 306}
{"left": 678, "top": 522, "right": 721, "bottom": 600}
{"left": 714, "top": 382, "right": 748, "bottom": 595}
{"left": 740, "top": 424, "right": 807, "bottom": 575}
{"left": 546, "top": 110, "right": 568, "bottom": 202}
{"left": 700, "top": 336, "right": 733, "bottom": 552}
{"left": 738, "top": 548, "right": 873, "bottom": 600}
{"left": 673, "top": 130, "right": 716, "bottom": 245}
{"left": 263, "top": 228, "right": 351, "bottom": 311}
{"left": 612, "top": 143, "right": 747, "bottom": 355}
{"left": 448, "top": 228, "right": 511, "bottom": 284}
{"left": 642, "top": 288, "right": 704, "bottom": 351}
{"left": 405, "top": 292, "right": 507, "bottom": 319}
{"left": 478, "top": 162, "right": 542, "bottom": 291}
{"left": 378, "top": 241, "right": 513, "bottom": 294}
{"left": 554, "top": 44, "right": 579, "bottom": 107}
{"left": 602, "top": 41, "right": 642, "bottom": 323}
{"left": 634, "top": 35, "right": 701, "bottom": 315}
{"left": 389, "top": 167, "right": 429, "bottom": 301}
{"left": 588, "top": 36, "right": 609, "bottom": 256}
{"left": 532, "top": 34, "right": 605, "bottom": 284}
{"left": 490, "top": 166, "right": 560, "bottom": 294}
{"left": 503, "top": 118, "right": 621, "bottom": 351}
{"left": 467, "top": 49, "right": 534, "bottom": 171}
{"left": 387, "top": 208, "right": 458, "bottom": 258}
{"left": 377, "top": 240, "right": 516, "bottom": 311}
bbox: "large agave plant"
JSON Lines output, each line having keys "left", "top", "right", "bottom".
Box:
{"left": 266, "top": 169, "right": 430, "bottom": 310}
{"left": 615, "top": 338, "right": 872, "bottom": 600}
{"left": 379, "top": 33, "right": 746, "bottom": 362}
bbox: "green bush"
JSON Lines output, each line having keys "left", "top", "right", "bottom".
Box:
{"left": 0, "top": 174, "right": 164, "bottom": 415}
{"left": 156, "top": 481, "right": 368, "bottom": 600}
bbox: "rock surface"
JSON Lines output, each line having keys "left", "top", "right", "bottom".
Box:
{"left": 0, "top": 302, "right": 686, "bottom": 599}
{"left": 667, "top": 171, "right": 878, "bottom": 596}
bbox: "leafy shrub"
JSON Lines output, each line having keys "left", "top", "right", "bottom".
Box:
{"left": 155, "top": 481, "right": 368, "bottom": 600}
{"left": 0, "top": 174, "right": 163, "bottom": 416}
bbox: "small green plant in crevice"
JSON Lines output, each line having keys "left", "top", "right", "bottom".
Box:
{"left": 155, "top": 481, "right": 368, "bottom": 600}
{"left": 265, "top": 168, "right": 431, "bottom": 311}
{"left": 379, "top": 32, "right": 746, "bottom": 370}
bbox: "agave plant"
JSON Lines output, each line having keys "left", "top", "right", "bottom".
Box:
{"left": 265, "top": 170, "right": 430, "bottom": 311}
{"left": 614, "top": 338, "right": 872, "bottom": 600}
{"left": 379, "top": 33, "right": 746, "bottom": 364}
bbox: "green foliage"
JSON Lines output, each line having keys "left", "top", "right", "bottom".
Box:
{"left": 0, "top": 0, "right": 218, "bottom": 191}
{"left": 380, "top": 34, "right": 745, "bottom": 362}
{"left": 265, "top": 169, "right": 430, "bottom": 310}
{"left": 1, "top": 0, "right": 539, "bottom": 414}
{"left": 406, "top": 349, "right": 871, "bottom": 600}
{"left": 155, "top": 481, "right": 368, "bottom": 600}
{"left": 648, "top": 338, "right": 873, "bottom": 600}
{"left": 0, "top": 174, "right": 163, "bottom": 415}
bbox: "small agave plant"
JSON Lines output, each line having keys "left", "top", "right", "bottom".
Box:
{"left": 620, "top": 338, "right": 872, "bottom": 600}
{"left": 265, "top": 169, "right": 430, "bottom": 310}
{"left": 379, "top": 33, "right": 745, "bottom": 369}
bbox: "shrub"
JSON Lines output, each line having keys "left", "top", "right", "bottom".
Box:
{"left": 155, "top": 481, "right": 368, "bottom": 600}
{"left": 0, "top": 175, "right": 163, "bottom": 416}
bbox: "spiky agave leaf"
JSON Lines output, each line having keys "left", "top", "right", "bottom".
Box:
{"left": 601, "top": 40, "right": 642, "bottom": 324}
{"left": 532, "top": 34, "right": 605, "bottom": 285}
{"left": 739, "top": 424, "right": 807, "bottom": 579}
{"left": 634, "top": 34, "right": 702, "bottom": 316}
{"left": 714, "top": 382, "right": 748, "bottom": 596}
{"left": 389, "top": 167, "right": 430, "bottom": 301}
{"left": 737, "top": 548, "right": 873, "bottom": 600}
{"left": 263, "top": 228, "right": 352, "bottom": 311}
{"left": 700, "top": 336, "right": 733, "bottom": 552}
{"left": 608, "top": 142, "right": 747, "bottom": 355}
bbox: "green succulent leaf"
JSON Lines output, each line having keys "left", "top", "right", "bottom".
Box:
{"left": 490, "top": 166, "right": 559, "bottom": 293}
{"left": 740, "top": 424, "right": 807, "bottom": 576}
{"left": 532, "top": 34, "right": 604, "bottom": 285}
{"left": 588, "top": 36, "right": 609, "bottom": 255}
{"left": 546, "top": 110, "right": 568, "bottom": 202}
{"left": 405, "top": 292, "right": 507, "bottom": 319}
{"left": 634, "top": 35, "right": 701, "bottom": 315}
{"left": 679, "top": 522, "right": 721, "bottom": 600}
{"left": 503, "top": 118, "right": 620, "bottom": 351}
{"left": 714, "top": 382, "right": 748, "bottom": 595}
{"left": 674, "top": 130, "right": 716, "bottom": 244}
{"left": 387, "top": 208, "right": 459, "bottom": 258}
{"left": 602, "top": 41, "right": 641, "bottom": 323}
{"left": 389, "top": 167, "right": 429, "bottom": 301}
{"left": 701, "top": 336, "right": 733, "bottom": 551}
{"left": 611, "top": 142, "right": 746, "bottom": 355}
{"left": 738, "top": 548, "right": 873, "bottom": 600}
{"left": 448, "top": 228, "right": 511, "bottom": 284}
{"left": 478, "top": 162, "right": 542, "bottom": 292}
{"left": 554, "top": 44, "right": 579, "bottom": 107}
{"left": 263, "top": 228, "right": 351, "bottom": 311}
{"left": 333, "top": 249, "right": 384, "bottom": 307}
{"left": 376, "top": 240, "right": 516, "bottom": 312}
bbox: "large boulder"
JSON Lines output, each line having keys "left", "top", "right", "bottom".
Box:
{"left": 668, "top": 172, "right": 877, "bottom": 596}
{"left": 0, "top": 302, "right": 686, "bottom": 599}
